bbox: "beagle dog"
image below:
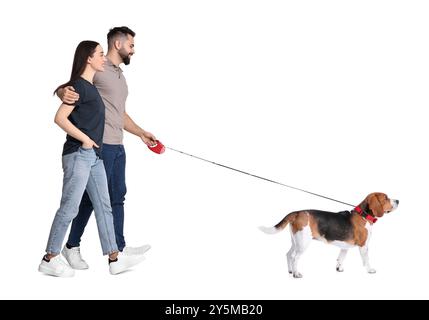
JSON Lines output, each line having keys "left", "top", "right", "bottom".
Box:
{"left": 259, "top": 192, "right": 399, "bottom": 278}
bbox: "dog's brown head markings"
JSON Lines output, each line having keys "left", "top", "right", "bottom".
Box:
{"left": 358, "top": 192, "right": 399, "bottom": 219}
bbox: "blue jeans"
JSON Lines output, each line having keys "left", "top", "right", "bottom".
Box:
{"left": 46, "top": 147, "right": 118, "bottom": 255}
{"left": 67, "top": 144, "right": 127, "bottom": 251}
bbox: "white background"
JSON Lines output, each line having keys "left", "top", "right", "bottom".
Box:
{"left": 1, "top": 0, "right": 428, "bottom": 299}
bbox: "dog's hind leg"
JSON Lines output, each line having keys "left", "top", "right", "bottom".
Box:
{"left": 336, "top": 249, "right": 348, "bottom": 272}
{"left": 290, "top": 226, "right": 312, "bottom": 278}
{"left": 286, "top": 242, "right": 295, "bottom": 274}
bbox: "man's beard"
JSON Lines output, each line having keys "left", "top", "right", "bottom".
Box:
{"left": 119, "top": 49, "right": 131, "bottom": 65}
{"left": 122, "top": 55, "right": 131, "bottom": 65}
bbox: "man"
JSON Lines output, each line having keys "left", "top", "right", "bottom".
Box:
{"left": 57, "top": 26, "right": 156, "bottom": 269}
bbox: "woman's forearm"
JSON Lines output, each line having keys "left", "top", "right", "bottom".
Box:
{"left": 54, "top": 104, "right": 91, "bottom": 144}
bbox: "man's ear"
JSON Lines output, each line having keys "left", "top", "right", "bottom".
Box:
{"left": 114, "top": 39, "right": 122, "bottom": 50}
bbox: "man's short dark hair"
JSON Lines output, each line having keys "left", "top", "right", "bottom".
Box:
{"left": 107, "top": 26, "right": 135, "bottom": 47}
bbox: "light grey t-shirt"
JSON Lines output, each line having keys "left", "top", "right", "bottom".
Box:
{"left": 94, "top": 58, "right": 128, "bottom": 145}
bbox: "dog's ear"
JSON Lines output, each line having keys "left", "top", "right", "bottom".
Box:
{"left": 368, "top": 193, "right": 384, "bottom": 217}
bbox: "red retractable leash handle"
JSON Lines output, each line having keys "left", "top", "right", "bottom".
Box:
{"left": 147, "top": 140, "right": 165, "bottom": 154}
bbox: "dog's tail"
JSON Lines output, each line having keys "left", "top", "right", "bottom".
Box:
{"left": 259, "top": 212, "right": 297, "bottom": 235}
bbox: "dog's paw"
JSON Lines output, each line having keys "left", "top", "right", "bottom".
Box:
{"left": 336, "top": 266, "right": 344, "bottom": 272}
{"left": 292, "top": 272, "right": 303, "bottom": 278}
{"left": 367, "top": 268, "right": 376, "bottom": 274}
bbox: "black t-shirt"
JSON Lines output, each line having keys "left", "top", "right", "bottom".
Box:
{"left": 62, "top": 77, "right": 105, "bottom": 158}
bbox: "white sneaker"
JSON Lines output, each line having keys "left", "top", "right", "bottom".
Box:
{"left": 109, "top": 252, "right": 145, "bottom": 275}
{"left": 122, "top": 244, "right": 151, "bottom": 256}
{"left": 61, "top": 245, "right": 89, "bottom": 270}
{"left": 38, "top": 255, "right": 75, "bottom": 277}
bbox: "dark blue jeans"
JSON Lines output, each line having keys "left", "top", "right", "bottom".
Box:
{"left": 67, "top": 144, "right": 127, "bottom": 251}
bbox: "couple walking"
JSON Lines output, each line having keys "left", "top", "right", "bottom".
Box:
{"left": 39, "top": 27, "right": 157, "bottom": 277}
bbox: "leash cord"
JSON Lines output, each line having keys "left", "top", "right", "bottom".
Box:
{"left": 165, "top": 146, "right": 356, "bottom": 208}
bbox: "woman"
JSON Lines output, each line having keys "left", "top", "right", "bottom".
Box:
{"left": 39, "top": 41, "right": 144, "bottom": 277}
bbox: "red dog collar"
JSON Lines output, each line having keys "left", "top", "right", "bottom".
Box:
{"left": 354, "top": 206, "right": 378, "bottom": 223}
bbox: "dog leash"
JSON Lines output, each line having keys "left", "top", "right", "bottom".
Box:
{"left": 164, "top": 145, "right": 357, "bottom": 208}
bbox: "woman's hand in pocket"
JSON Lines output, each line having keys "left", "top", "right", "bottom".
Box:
{"left": 82, "top": 139, "right": 99, "bottom": 149}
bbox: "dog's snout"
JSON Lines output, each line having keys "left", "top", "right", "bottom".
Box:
{"left": 390, "top": 199, "right": 399, "bottom": 211}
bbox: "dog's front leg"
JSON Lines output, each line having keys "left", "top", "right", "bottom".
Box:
{"left": 359, "top": 246, "right": 376, "bottom": 274}
{"left": 336, "top": 249, "right": 348, "bottom": 272}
